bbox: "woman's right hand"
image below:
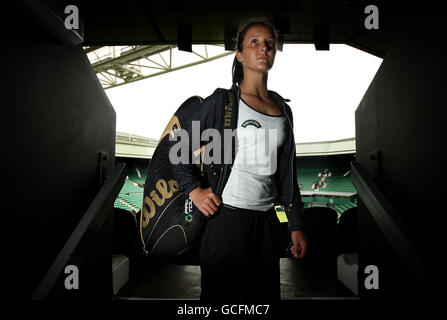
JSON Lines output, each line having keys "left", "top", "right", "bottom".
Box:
{"left": 189, "top": 187, "right": 221, "bottom": 216}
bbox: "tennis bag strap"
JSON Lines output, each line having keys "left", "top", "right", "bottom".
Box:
{"left": 212, "top": 89, "right": 235, "bottom": 197}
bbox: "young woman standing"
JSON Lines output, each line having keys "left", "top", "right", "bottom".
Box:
{"left": 172, "top": 21, "right": 307, "bottom": 301}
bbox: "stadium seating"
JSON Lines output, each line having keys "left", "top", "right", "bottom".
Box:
{"left": 336, "top": 207, "right": 358, "bottom": 254}
{"left": 114, "top": 163, "right": 358, "bottom": 214}
{"left": 298, "top": 168, "right": 355, "bottom": 193}
{"left": 302, "top": 206, "right": 338, "bottom": 265}
{"left": 335, "top": 207, "right": 358, "bottom": 295}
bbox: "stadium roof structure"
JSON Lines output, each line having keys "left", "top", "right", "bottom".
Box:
{"left": 75, "top": 0, "right": 397, "bottom": 89}
{"left": 116, "top": 131, "right": 355, "bottom": 158}
{"left": 116, "top": 131, "right": 158, "bottom": 158}
{"left": 18, "top": 0, "right": 397, "bottom": 90}
{"left": 295, "top": 137, "right": 355, "bottom": 156}
{"left": 85, "top": 44, "right": 233, "bottom": 89}
{"left": 79, "top": 0, "right": 394, "bottom": 57}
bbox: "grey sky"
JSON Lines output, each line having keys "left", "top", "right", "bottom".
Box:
{"left": 105, "top": 44, "right": 382, "bottom": 143}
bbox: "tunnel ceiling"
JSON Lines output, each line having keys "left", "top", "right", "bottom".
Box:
{"left": 74, "top": 0, "right": 402, "bottom": 58}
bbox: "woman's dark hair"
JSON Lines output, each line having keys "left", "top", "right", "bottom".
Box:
{"left": 232, "top": 21, "right": 278, "bottom": 86}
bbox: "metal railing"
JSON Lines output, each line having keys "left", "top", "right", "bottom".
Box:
{"left": 350, "top": 161, "right": 430, "bottom": 292}
{"left": 32, "top": 162, "right": 126, "bottom": 299}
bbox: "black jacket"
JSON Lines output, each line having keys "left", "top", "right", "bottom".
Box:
{"left": 170, "top": 84, "right": 305, "bottom": 232}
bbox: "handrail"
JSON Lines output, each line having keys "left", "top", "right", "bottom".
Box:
{"left": 350, "top": 161, "right": 429, "bottom": 292}
{"left": 31, "top": 162, "right": 126, "bottom": 299}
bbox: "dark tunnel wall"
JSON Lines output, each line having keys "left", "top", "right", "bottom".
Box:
{"left": 355, "top": 12, "right": 443, "bottom": 297}
{"left": 2, "top": 4, "right": 116, "bottom": 298}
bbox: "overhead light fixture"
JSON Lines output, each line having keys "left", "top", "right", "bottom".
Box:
{"left": 274, "top": 18, "right": 290, "bottom": 35}
{"left": 177, "top": 23, "right": 192, "bottom": 52}
{"left": 224, "top": 24, "right": 237, "bottom": 51}
{"left": 273, "top": 18, "right": 289, "bottom": 52}
{"left": 314, "top": 23, "right": 330, "bottom": 50}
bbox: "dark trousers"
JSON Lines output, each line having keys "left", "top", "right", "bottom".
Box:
{"left": 199, "top": 205, "right": 281, "bottom": 302}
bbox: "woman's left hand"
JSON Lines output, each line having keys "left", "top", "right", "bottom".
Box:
{"left": 290, "top": 231, "right": 307, "bottom": 259}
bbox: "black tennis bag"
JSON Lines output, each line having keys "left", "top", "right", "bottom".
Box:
{"left": 139, "top": 96, "right": 207, "bottom": 265}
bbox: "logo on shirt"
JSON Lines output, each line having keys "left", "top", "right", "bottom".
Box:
{"left": 242, "top": 119, "right": 261, "bottom": 128}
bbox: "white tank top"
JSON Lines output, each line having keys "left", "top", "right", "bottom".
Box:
{"left": 221, "top": 98, "right": 287, "bottom": 211}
